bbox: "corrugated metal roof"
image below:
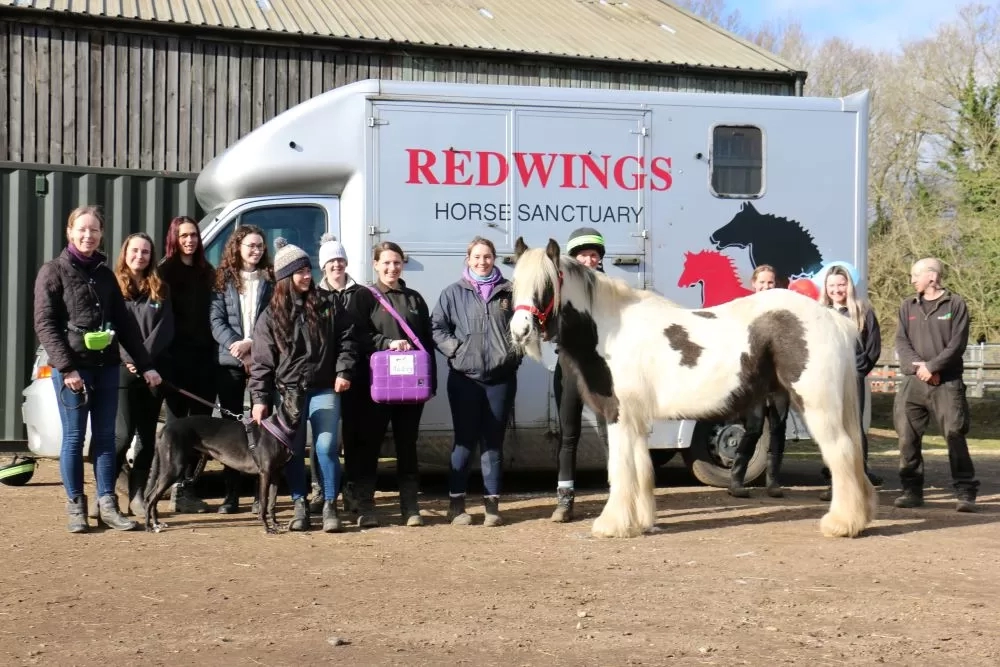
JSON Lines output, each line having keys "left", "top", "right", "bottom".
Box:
{"left": 2, "top": 0, "right": 800, "bottom": 74}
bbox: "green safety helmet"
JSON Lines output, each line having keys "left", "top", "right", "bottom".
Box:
{"left": 0, "top": 456, "right": 37, "bottom": 487}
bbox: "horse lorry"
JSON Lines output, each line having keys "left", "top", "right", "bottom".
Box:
{"left": 193, "top": 79, "right": 872, "bottom": 487}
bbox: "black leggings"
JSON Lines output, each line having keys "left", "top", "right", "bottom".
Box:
{"left": 734, "top": 391, "right": 790, "bottom": 460}
{"left": 553, "top": 353, "right": 607, "bottom": 483}
{"left": 114, "top": 368, "right": 164, "bottom": 502}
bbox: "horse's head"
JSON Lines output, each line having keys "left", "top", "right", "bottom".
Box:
{"left": 710, "top": 201, "right": 760, "bottom": 250}
{"left": 677, "top": 250, "right": 703, "bottom": 288}
{"left": 678, "top": 250, "right": 728, "bottom": 288}
{"left": 510, "top": 236, "right": 563, "bottom": 361}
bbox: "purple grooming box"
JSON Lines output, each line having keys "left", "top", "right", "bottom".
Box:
{"left": 369, "top": 349, "right": 433, "bottom": 404}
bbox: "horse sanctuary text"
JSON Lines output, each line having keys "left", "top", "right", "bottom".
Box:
{"left": 404, "top": 148, "right": 672, "bottom": 225}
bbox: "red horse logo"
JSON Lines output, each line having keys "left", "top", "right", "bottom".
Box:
{"left": 677, "top": 250, "right": 753, "bottom": 307}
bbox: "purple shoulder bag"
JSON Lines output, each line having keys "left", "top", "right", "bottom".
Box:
{"left": 367, "top": 287, "right": 433, "bottom": 404}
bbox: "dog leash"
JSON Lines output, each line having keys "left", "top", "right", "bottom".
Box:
{"left": 158, "top": 378, "right": 247, "bottom": 423}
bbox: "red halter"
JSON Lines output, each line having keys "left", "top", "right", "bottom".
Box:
{"left": 514, "top": 272, "right": 564, "bottom": 328}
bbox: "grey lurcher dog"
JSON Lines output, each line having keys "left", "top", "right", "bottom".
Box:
{"left": 143, "top": 391, "right": 301, "bottom": 534}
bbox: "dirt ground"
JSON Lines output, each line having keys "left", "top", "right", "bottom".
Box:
{"left": 2, "top": 452, "right": 999, "bottom": 667}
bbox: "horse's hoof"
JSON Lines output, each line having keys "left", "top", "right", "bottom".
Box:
{"left": 266, "top": 525, "right": 279, "bottom": 535}
{"left": 591, "top": 515, "right": 642, "bottom": 539}
{"left": 819, "top": 511, "right": 864, "bottom": 538}
{"left": 152, "top": 522, "right": 167, "bottom": 533}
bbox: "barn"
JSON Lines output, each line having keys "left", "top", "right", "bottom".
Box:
{"left": 0, "top": 0, "right": 803, "bottom": 443}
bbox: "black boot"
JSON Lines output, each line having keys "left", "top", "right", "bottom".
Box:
{"left": 956, "top": 489, "right": 977, "bottom": 513}
{"left": 551, "top": 487, "right": 575, "bottom": 523}
{"left": 765, "top": 453, "right": 784, "bottom": 498}
{"left": 322, "top": 500, "right": 344, "bottom": 532}
{"left": 98, "top": 494, "right": 138, "bottom": 531}
{"left": 289, "top": 497, "right": 311, "bottom": 531}
{"left": 398, "top": 477, "right": 424, "bottom": 527}
{"left": 354, "top": 479, "right": 380, "bottom": 528}
{"left": 67, "top": 495, "right": 89, "bottom": 533}
{"left": 218, "top": 468, "right": 241, "bottom": 514}
{"left": 448, "top": 495, "right": 472, "bottom": 525}
{"left": 728, "top": 452, "right": 751, "bottom": 498}
{"left": 483, "top": 496, "right": 503, "bottom": 527}
{"left": 894, "top": 488, "right": 924, "bottom": 508}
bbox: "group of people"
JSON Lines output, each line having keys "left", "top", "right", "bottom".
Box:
{"left": 726, "top": 258, "right": 979, "bottom": 512}
{"left": 33, "top": 206, "right": 980, "bottom": 536}
{"left": 31, "top": 200, "right": 607, "bottom": 534}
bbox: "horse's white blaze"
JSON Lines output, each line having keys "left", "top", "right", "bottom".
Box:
{"left": 511, "top": 245, "right": 876, "bottom": 540}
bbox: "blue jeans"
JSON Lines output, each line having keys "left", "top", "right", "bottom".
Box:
{"left": 52, "top": 365, "right": 121, "bottom": 499}
{"left": 290, "top": 389, "right": 341, "bottom": 502}
{"left": 447, "top": 371, "right": 516, "bottom": 497}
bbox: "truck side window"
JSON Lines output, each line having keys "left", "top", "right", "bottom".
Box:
{"left": 204, "top": 222, "right": 234, "bottom": 268}
{"left": 710, "top": 125, "right": 763, "bottom": 198}
{"left": 238, "top": 205, "right": 328, "bottom": 279}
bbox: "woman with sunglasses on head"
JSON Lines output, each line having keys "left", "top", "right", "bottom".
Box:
{"left": 33, "top": 206, "right": 162, "bottom": 533}
{"left": 112, "top": 232, "right": 175, "bottom": 519}
{"left": 210, "top": 225, "right": 274, "bottom": 514}
{"left": 158, "top": 215, "right": 218, "bottom": 513}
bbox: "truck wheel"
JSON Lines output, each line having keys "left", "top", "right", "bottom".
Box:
{"left": 649, "top": 450, "right": 676, "bottom": 467}
{"left": 681, "top": 419, "right": 769, "bottom": 488}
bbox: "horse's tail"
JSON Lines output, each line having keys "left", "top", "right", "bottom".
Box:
{"left": 817, "top": 306, "right": 877, "bottom": 535}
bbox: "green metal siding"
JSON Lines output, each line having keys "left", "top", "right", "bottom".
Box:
{"left": 0, "top": 163, "right": 201, "bottom": 442}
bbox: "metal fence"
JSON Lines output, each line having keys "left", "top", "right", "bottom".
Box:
{"left": 0, "top": 162, "right": 201, "bottom": 443}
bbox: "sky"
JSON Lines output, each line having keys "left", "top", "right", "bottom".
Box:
{"left": 731, "top": 0, "right": 963, "bottom": 50}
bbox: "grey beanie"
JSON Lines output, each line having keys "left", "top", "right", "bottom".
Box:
{"left": 273, "top": 237, "right": 311, "bottom": 281}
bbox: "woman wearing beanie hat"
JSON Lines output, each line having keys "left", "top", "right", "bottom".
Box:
{"left": 431, "top": 236, "right": 523, "bottom": 527}
{"left": 353, "top": 240, "right": 437, "bottom": 527}
{"left": 248, "top": 237, "right": 359, "bottom": 532}
{"left": 315, "top": 233, "right": 380, "bottom": 527}
{"left": 209, "top": 225, "right": 274, "bottom": 514}
{"left": 551, "top": 226, "right": 609, "bottom": 522}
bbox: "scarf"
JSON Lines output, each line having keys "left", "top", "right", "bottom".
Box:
{"left": 67, "top": 244, "right": 104, "bottom": 271}
{"left": 464, "top": 267, "right": 502, "bottom": 301}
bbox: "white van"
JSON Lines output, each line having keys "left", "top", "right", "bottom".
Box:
{"left": 26, "top": 79, "right": 872, "bottom": 487}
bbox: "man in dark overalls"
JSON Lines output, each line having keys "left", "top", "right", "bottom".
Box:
{"left": 893, "top": 257, "right": 979, "bottom": 512}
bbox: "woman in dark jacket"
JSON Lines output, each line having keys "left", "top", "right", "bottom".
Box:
{"left": 112, "top": 233, "right": 175, "bottom": 519}
{"left": 33, "top": 205, "right": 161, "bottom": 533}
{"left": 248, "top": 239, "right": 358, "bottom": 532}
{"left": 158, "top": 215, "right": 217, "bottom": 513}
{"left": 316, "top": 233, "right": 380, "bottom": 527}
{"left": 819, "top": 265, "right": 883, "bottom": 499}
{"left": 728, "top": 265, "right": 790, "bottom": 499}
{"left": 355, "top": 241, "right": 436, "bottom": 527}
{"left": 432, "top": 236, "right": 522, "bottom": 527}
{"left": 209, "top": 224, "right": 274, "bottom": 514}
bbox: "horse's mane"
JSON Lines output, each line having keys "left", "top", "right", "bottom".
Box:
{"left": 512, "top": 248, "right": 652, "bottom": 316}
{"left": 748, "top": 212, "right": 819, "bottom": 248}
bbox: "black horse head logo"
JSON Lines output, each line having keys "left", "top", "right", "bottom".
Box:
{"left": 709, "top": 202, "right": 823, "bottom": 282}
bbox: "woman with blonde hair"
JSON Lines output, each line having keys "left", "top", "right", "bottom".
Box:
{"left": 729, "top": 264, "right": 791, "bottom": 498}
{"left": 33, "top": 206, "right": 162, "bottom": 533}
{"left": 819, "top": 265, "right": 883, "bottom": 498}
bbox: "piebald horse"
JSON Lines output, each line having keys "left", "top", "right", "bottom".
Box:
{"left": 509, "top": 238, "right": 877, "bottom": 539}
